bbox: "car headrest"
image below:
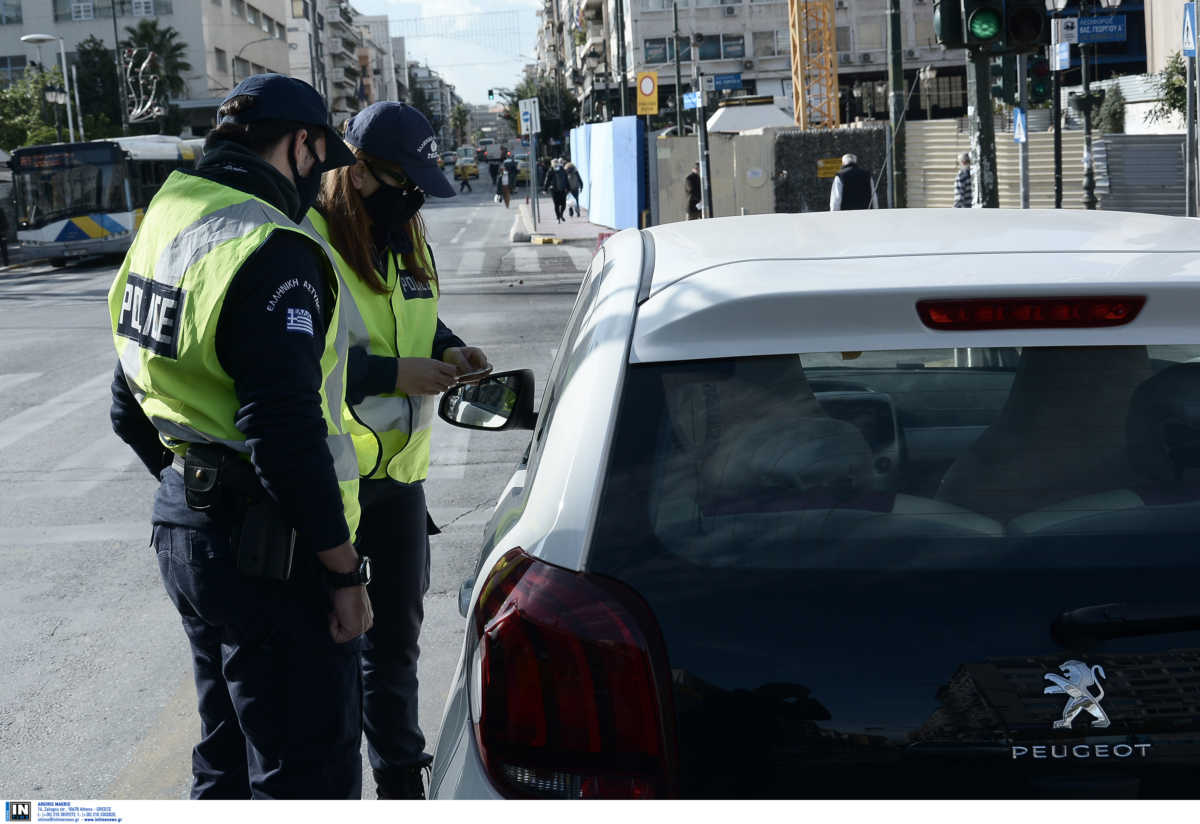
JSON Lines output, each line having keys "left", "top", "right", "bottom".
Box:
{"left": 1127, "top": 362, "right": 1200, "bottom": 484}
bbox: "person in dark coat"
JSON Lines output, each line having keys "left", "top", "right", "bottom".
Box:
{"left": 829, "top": 153, "right": 878, "bottom": 210}
{"left": 954, "top": 151, "right": 973, "bottom": 208}
{"left": 685, "top": 162, "right": 701, "bottom": 220}
{"left": 542, "top": 157, "right": 570, "bottom": 223}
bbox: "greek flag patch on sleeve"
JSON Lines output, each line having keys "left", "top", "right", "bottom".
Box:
{"left": 286, "top": 307, "right": 315, "bottom": 336}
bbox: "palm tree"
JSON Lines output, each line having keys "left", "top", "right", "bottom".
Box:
{"left": 120, "top": 19, "right": 192, "bottom": 100}
{"left": 450, "top": 103, "right": 471, "bottom": 147}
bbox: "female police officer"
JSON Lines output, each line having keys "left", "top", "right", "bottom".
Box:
{"left": 108, "top": 75, "right": 372, "bottom": 799}
{"left": 311, "top": 101, "right": 490, "bottom": 799}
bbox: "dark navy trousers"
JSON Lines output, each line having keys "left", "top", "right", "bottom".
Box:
{"left": 153, "top": 520, "right": 363, "bottom": 799}
{"left": 357, "top": 479, "right": 433, "bottom": 782}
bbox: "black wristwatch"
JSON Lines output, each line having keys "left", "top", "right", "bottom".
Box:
{"left": 326, "top": 555, "right": 372, "bottom": 588}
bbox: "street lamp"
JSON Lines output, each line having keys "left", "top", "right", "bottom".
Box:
{"left": 1056, "top": 0, "right": 1122, "bottom": 210}
{"left": 233, "top": 37, "right": 277, "bottom": 85}
{"left": 21, "top": 33, "right": 77, "bottom": 143}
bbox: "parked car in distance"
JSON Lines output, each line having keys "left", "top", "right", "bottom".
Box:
{"left": 442, "top": 151, "right": 459, "bottom": 168}
{"left": 514, "top": 151, "right": 530, "bottom": 184}
{"left": 430, "top": 209, "right": 1200, "bottom": 799}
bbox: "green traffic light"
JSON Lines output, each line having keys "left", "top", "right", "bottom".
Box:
{"left": 968, "top": 8, "right": 1002, "bottom": 40}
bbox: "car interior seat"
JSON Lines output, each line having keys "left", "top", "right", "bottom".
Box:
{"left": 1007, "top": 362, "right": 1200, "bottom": 558}
{"left": 935, "top": 346, "right": 1153, "bottom": 523}
{"left": 655, "top": 356, "right": 1002, "bottom": 567}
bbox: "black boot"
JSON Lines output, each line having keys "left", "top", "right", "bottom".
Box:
{"left": 373, "top": 754, "right": 433, "bottom": 800}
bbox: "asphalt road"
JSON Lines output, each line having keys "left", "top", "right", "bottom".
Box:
{"left": 0, "top": 175, "right": 592, "bottom": 799}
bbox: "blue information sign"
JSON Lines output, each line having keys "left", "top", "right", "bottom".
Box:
{"left": 683, "top": 91, "right": 701, "bottom": 110}
{"left": 1013, "top": 107, "right": 1027, "bottom": 144}
{"left": 1185, "top": 2, "right": 1197, "bottom": 58}
{"left": 1077, "top": 15, "right": 1127, "bottom": 44}
{"left": 713, "top": 73, "right": 743, "bottom": 91}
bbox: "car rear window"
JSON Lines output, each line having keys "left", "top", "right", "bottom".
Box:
{"left": 591, "top": 346, "right": 1200, "bottom": 572}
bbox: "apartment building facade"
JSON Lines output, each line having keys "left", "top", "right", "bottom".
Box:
{"left": 357, "top": 14, "right": 397, "bottom": 103}
{"left": 0, "top": 0, "right": 293, "bottom": 135}
{"left": 539, "top": 0, "right": 968, "bottom": 124}
{"left": 407, "top": 61, "right": 461, "bottom": 149}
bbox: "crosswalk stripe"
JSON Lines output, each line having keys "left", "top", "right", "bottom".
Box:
{"left": 509, "top": 247, "right": 542, "bottom": 274}
{"left": 11, "top": 430, "right": 140, "bottom": 501}
{"left": 455, "top": 250, "right": 486, "bottom": 276}
{"left": 0, "top": 372, "right": 41, "bottom": 392}
{"left": 0, "top": 373, "right": 111, "bottom": 452}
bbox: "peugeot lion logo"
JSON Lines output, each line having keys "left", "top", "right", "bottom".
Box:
{"left": 1044, "top": 659, "right": 1109, "bottom": 729}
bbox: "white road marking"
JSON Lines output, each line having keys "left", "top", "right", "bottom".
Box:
{"left": 509, "top": 247, "right": 542, "bottom": 274}
{"left": 449, "top": 226, "right": 467, "bottom": 244}
{"left": 0, "top": 372, "right": 41, "bottom": 392}
{"left": 456, "top": 250, "right": 486, "bottom": 276}
{"left": 0, "top": 373, "right": 111, "bottom": 452}
{"left": 12, "top": 430, "right": 139, "bottom": 500}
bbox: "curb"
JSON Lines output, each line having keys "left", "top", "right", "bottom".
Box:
{"left": 508, "top": 214, "right": 530, "bottom": 244}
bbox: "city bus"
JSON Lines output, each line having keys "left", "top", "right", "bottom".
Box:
{"left": 9, "top": 135, "right": 204, "bottom": 265}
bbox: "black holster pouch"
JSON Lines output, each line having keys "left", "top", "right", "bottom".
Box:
{"left": 182, "top": 444, "right": 296, "bottom": 581}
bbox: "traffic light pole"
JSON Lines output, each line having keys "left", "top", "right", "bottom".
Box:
{"left": 886, "top": 0, "right": 905, "bottom": 208}
{"left": 1017, "top": 54, "right": 1029, "bottom": 208}
{"left": 1187, "top": 55, "right": 1196, "bottom": 218}
{"left": 968, "top": 51, "right": 999, "bottom": 208}
{"left": 1053, "top": 61, "right": 1062, "bottom": 209}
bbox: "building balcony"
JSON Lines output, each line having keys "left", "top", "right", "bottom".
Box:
{"left": 329, "top": 67, "right": 352, "bottom": 87}
{"left": 324, "top": 3, "right": 355, "bottom": 33}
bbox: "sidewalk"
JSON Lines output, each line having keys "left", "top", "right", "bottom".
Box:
{"left": 511, "top": 192, "right": 613, "bottom": 247}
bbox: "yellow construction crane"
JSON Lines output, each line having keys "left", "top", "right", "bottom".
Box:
{"left": 788, "top": 0, "right": 841, "bottom": 128}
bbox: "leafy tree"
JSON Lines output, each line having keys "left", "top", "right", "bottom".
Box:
{"left": 120, "top": 19, "right": 192, "bottom": 100}
{"left": 0, "top": 66, "right": 67, "bottom": 149}
{"left": 1096, "top": 82, "right": 1125, "bottom": 134}
{"left": 1149, "top": 51, "right": 1187, "bottom": 124}
{"left": 450, "top": 103, "right": 470, "bottom": 146}
{"left": 497, "top": 75, "right": 579, "bottom": 150}
{"left": 73, "top": 35, "right": 124, "bottom": 139}
{"left": 407, "top": 72, "right": 442, "bottom": 135}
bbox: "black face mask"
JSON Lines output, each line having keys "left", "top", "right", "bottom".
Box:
{"left": 287, "top": 133, "right": 323, "bottom": 221}
{"left": 362, "top": 167, "right": 425, "bottom": 249}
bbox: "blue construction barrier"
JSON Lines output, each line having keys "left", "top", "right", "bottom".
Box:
{"left": 569, "top": 116, "right": 645, "bottom": 230}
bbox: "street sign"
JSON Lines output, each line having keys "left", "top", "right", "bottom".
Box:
{"left": 1077, "top": 15, "right": 1127, "bottom": 44}
{"left": 637, "top": 71, "right": 659, "bottom": 115}
{"left": 1185, "top": 2, "right": 1197, "bottom": 58}
{"left": 518, "top": 97, "right": 541, "bottom": 135}
{"left": 1052, "top": 40, "right": 1070, "bottom": 71}
{"left": 1013, "top": 107, "right": 1027, "bottom": 144}
{"left": 816, "top": 157, "right": 842, "bottom": 178}
{"left": 1053, "top": 17, "right": 1077, "bottom": 44}
{"left": 713, "top": 73, "right": 743, "bottom": 91}
{"left": 683, "top": 91, "right": 700, "bottom": 110}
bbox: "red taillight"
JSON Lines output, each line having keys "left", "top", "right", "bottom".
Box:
{"left": 469, "top": 549, "right": 675, "bottom": 799}
{"left": 917, "top": 296, "right": 1146, "bottom": 331}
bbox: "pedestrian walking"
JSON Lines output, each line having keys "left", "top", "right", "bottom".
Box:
{"left": 565, "top": 161, "right": 583, "bottom": 218}
{"left": 312, "top": 101, "right": 492, "bottom": 799}
{"left": 543, "top": 157, "right": 570, "bottom": 223}
{"left": 0, "top": 207, "right": 9, "bottom": 266}
{"left": 458, "top": 169, "right": 471, "bottom": 193}
{"left": 685, "top": 162, "right": 702, "bottom": 220}
{"left": 497, "top": 152, "right": 518, "bottom": 208}
{"left": 954, "top": 152, "right": 973, "bottom": 208}
{"left": 107, "top": 74, "right": 371, "bottom": 800}
{"left": 488, "top": 156, "right": 500, "bottom": 187}
{"left": 829, "top": 153, "right": 878, "bottom": 211}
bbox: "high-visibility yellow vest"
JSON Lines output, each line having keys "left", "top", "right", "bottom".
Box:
{"left": 309, "top": 209, "right": 440, "bottom": 484}
{"left": 108, "top": 171, "right": 361, "bottom": 540}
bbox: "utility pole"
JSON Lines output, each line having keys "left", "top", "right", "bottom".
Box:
{"left": 672, "top": 0, "right": 683, "bottom": 134}
{"left": 615, "top": 0, "right": 628, "bottom": 116}
{"left": 693, "top": 58, "right": 713, "bottom": 217}
{"left": 111, "top": 1, "right": 129, "bottom": 134}
{"left": 886, "top": 0, "right": 904, "bottom": 207}
{"left": 967, "top": 52, "right": 999, "bottom": 208}
{"left": 1189, "top": 53, "right": 1196, "bottom": 217}
{"left": 1018, "top": 54, "right": 1029, "bottom": 208}
{"left": 1053, "top": 50, "right": 1062, "bottom": 208}
{"left": 1079, "top": 42, "right": 1097, "bottom": 210}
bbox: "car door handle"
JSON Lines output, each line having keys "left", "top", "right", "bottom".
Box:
{"left": 1052, "top": 602, "right": 1200, "bottom": 646}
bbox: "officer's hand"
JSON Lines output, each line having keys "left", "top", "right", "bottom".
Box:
{"left": 394, "top": 357, "right": 459, "bottom": 396}
{"left": 442, "top": 346, "right": 491, "bottom": 381}
{"left": 329, "top": 585, "right": 373, "bottom": 643}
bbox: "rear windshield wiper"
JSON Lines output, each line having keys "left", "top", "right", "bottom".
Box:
{"left": 1052, "top": 602, "right": 1200, "bottom": 646}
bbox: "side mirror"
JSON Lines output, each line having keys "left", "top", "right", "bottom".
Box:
{"left": 438, "top": 369, "right": 537, "bottom": 431}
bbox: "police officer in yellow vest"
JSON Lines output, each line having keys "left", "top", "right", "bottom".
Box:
{"left": 108, "top": 75, "right": 373, "bottom": 799}
{"left": 312, "top": 101, "right": 490, "bottom": 799}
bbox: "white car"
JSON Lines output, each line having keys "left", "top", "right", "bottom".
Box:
{"left": 431, "top": 209, "right": 1200, "bottom": 799}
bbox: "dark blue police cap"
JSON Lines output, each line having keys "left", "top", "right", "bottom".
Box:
{"left": 343, "top": 102, "right": 455, "bottom": 198}
{"left": 219, "top": 73, "right": 356, "bottom": 169}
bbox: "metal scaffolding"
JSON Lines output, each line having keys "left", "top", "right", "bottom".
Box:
{"left": 788, "top": 0, "right": 840, "bottom": 129}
